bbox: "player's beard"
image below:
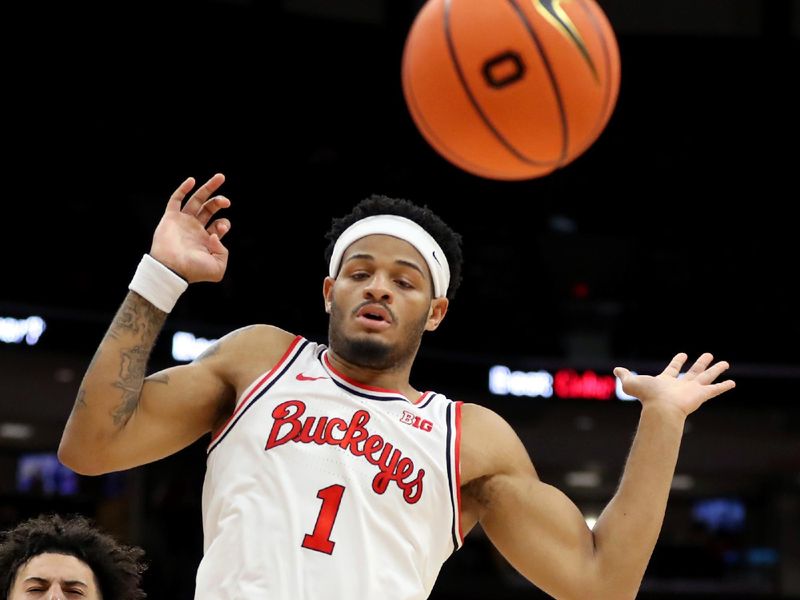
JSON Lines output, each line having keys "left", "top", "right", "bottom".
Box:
{"left": 328, "top": 299, "right": 429, "bottom": 370}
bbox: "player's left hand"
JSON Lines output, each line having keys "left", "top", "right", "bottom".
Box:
{"left": 614, "top": 353, "right": 735, "bottom": 417}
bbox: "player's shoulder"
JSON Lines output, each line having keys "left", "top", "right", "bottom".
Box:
{"left": 460, "top": 402, "right": 533, "bottom": 482}
{"left": 461, "top": 402, "right": 515, "bottom": 434}
{"left": 194, "top": 324, "right": 298, "bottom": 369}
{"left": 228, "top": 323, "right": 297, "bottom": 347}
{"left": 461, "top": 403, "right": 522, "bottom": 462}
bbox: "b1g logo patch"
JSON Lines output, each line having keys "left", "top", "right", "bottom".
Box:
{"left": 400, "top": 410, "right": 433, "bottom": 432}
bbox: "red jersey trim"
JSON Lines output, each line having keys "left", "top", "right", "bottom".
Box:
{"left": 322, "top": 350, "right": 427, "bottom": 405}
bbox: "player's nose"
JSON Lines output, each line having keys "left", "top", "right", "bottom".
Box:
{"left": 363, "top": 271, "right": 393, "bottom": 302}
{"left": 47, "top": 586, "right": 68, "bottom": 600}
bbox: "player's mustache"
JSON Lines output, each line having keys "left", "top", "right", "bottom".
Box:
{"left": 351, "top": 300, "right": 397, "bottom": 323}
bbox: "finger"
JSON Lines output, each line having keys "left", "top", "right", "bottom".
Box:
{"left": 696, "top": 360, "right": 730, "bottom": 384}
{"left": 614, "top": 367, "right": 631, "bottom": 383}
{"left": 703, "top": 379, "right": 736, "bottom": 400}
{"left": 166, "top": 177, "right": 196, "bottom": 213}
{"left": 182, "top": 173, "right": 226, "bottom": 215}
{"left": 660, "top": 353, "right": 688, "bottom": 378}
{"left": 208, "top": 232, "right": 229, "bottom": 257}
{"left": 207, "top": 218, "right": 231, "bottom": 240}
{"left": 684, "top": 352, "right": 714, "bottom": 380}
{"left": 195, "top": 195, "right": 231, "bottom": 226}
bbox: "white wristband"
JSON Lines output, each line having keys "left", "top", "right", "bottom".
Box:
{"left": 128, "top": 254, "right": 188, "bottom": 313}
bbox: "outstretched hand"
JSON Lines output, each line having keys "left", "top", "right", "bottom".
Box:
{"left": 614, "top": 353, "right": 735, "bottom": 417}
{"left": 149, "top": 174, "right": 232, "bottom": 283}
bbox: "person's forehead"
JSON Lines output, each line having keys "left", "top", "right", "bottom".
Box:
{"left": 342, "top": 234, "right": 428, "bottom": 271}
{"left": 17, "top": 553, "right": 95, "bottom": 583}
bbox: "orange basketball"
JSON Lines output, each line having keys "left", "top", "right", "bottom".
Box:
{"left": 402, "top": 0, "right": 621, "bottom": 180}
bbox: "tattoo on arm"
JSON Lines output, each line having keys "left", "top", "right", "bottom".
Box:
{"left": 74, "top": 349, "right": 102, "bottom": 412}
{"left": 109, "top": 293, "right": 168, "bottom": 341}
{"left": 70, "top": 293, "right": 172, "bottom": 428}
{"left": 75, "top": 388, "right": 88, "bottom": 410}
{"left": 111, "top": 345, "right": 149, "bottom": 426}
{"left": 105, "top": 294, "right": 169, "bottom": 426}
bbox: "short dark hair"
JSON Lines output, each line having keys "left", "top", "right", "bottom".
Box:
{"left": 324, "top": 194, "right": 464, "bottom": 300}
{"left": 0, "top": 513, "right": 147, "bottom": 600}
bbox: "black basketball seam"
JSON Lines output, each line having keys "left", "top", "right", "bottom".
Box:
{"left": 403, "top": 48, "right": 505, "bottom": 179}
{"left": 573, "top": 0, "right": 616, "bottom": 156}
{"left": 508, "top": 0, "right": 569, "bottom": 165}
{"left": 443, "top": 0, "right": 558, "bottom": 169}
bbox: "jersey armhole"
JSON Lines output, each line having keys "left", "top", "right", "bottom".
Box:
{"left": 208, "top": 335, "right": 306, "bottom": 449}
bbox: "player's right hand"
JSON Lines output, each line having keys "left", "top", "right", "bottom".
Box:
{"left": 149, "top": 173, "right": 232, "bottom": 283}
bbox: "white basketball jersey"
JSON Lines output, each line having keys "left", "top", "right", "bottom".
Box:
{"left": 196, "top": 336, "right": 463, "bottom": 599}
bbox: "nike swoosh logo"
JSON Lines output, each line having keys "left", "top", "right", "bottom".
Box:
{"left": 296, "top": 373, "right": 329, "bottom": 382}
{"left": 535, "top": 0, "right": 598, "bottom": 82}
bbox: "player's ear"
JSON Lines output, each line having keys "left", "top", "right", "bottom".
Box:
{"left": 425, "top": 297, "right": 448, "bottom": 331}
{"left": 323, "top": 277, "right": 335, "bottom": 314}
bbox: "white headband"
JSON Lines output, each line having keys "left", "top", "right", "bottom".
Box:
{"left": 328, "top": 214, "right": 451, "bottom": 298}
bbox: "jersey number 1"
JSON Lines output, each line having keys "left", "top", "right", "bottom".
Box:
{"left": 302, "top": 484, "right": 345, "bottom": 554}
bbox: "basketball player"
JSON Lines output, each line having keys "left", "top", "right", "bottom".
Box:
{"left": 58, "top": 173, "right": 735, "bottom": 599}
{"left": 0, "top": 513, "right": 146, "bottom": 599}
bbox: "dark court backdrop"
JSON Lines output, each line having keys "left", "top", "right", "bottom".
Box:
{"left": 2, "top": 0, "right": 799, "bottom": 598}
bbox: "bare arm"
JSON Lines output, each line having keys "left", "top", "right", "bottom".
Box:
{"left": 58, "top": 174, "right": 235, "bottom": 475}
{"left": 463, "top": 353, "right": 735, "bottom": 600}
{"left": 59, "top": 316, "right": 293, "bottom": 475}
{"left": 59, "top": 292, "right": 216, "bottom": 474}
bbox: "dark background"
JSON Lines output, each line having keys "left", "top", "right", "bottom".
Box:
{"left": 2, "top": 0, "right": 799, "bottom": 598}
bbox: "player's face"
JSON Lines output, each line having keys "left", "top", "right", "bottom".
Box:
{"left": 9, "top": 553, "right": 102, "bottom": 600}
{"left": 323, "top": 234, "right": 448, "bottom": 369}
